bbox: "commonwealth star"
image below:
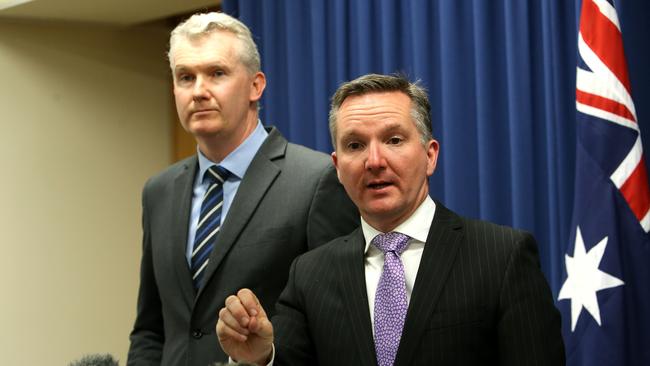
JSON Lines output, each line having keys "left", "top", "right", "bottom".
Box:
{"left": 558, "top": 226, "right": 625, "bottom": 331}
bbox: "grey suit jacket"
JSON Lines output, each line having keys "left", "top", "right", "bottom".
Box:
{"left": 127, "top": 127, "right": 358, "bottom": 366}
{"left": 272, "top": 202, "right": 565, "bottom": 366}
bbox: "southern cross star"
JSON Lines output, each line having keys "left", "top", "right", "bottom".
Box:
{"left": 558, "top": 226, "right": 625, "bottom": 331}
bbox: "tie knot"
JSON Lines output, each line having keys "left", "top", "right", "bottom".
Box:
{"left": 372, "top": 232, "right": 410, "bottom": 254}
{"left": 205, "top": 165, "right": 231, "bottom": 185}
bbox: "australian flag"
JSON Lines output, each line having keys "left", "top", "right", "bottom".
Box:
{"left": 557, "top": 0, "right": 650, "bottom": 365}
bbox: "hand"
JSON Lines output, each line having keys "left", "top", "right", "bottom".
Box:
{"left": 217, "top": 288, "right": 274, "bottom": 365}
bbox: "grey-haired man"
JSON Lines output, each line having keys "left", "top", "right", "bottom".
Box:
{"left": 127, "top": 12, "right": 357, "bottom": 366}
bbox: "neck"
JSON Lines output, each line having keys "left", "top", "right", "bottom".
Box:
{"left": 365, "top": 190, "right": 429, "bottom": 233}
{"left": 197, "top": 112, "right": 258, "bottom": 162}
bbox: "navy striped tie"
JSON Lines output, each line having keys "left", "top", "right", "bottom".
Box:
{"left": 191, "top": 165, "right": 230, "bottom": 290}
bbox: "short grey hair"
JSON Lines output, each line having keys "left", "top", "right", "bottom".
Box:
{"left": 168, "top": 12, "right": 261, "bottom": 74}
{"left": 328, "top": 73, "right": 433, "bottom": 149}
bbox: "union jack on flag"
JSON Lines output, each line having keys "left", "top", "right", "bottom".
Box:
{"left": 557, "top": 0, "right": 650, "bottom": 365}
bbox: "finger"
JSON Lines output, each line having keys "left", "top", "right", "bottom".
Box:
{"left": 216, "top": 318, "right": 248, "bottom": 343}
{"left": 234, "top": 289, "right": 272, "bottom": 337}
{"left": 237, "top": 288, "right": 261, "bottom": 317}
{"left": 225, "top": 294, "right": 252, "bottom": 327}
{"left": 218, "top": 307, "right": 250, "bottom": 335}
{"left": 237, "top": 288, "right": 271, "bottom": 321}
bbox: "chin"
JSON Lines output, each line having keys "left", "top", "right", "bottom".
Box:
{"left": 363, "top": 197, "right": 398, "bottom": 212}
{"left": 190, "top": 124, "right": 224, "bottom": 136}
{"left": 363, "top": 206, "right": 398, "bottom": 221}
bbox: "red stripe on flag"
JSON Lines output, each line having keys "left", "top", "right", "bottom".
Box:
{"left": 576, "top": 89, "right": 636, "bottom": 122}
{"left": 580, "top": 0, "right": 631, "bottom": 94}
{"left": 619, "top": 157, "right": 650, "bottom": 221}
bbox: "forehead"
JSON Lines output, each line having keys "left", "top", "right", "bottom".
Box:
{"left": 337, "top": 91, "right": 414, "bottom": 132}
{"left": 172, "top": 30, "right": 242, "bottom": 69}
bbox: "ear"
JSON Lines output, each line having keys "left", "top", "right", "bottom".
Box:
{"left": 331, "top": 152, "right": 342, "bottom": 183}
{"left": 425, "top": 139, "right": 440, "bottom": 177}
{"left": 249, "top": 71, "right": 266, "bottom": 102}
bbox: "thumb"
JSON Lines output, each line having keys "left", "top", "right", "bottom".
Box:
{"left": 242, "top": 292, "right": 272, "bottom": 340}
{"left": 251, "top": 312, "right": 274, "bottom": 340}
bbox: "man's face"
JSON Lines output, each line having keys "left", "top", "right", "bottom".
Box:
{"left": 171, "top": 31, "right": 264, "bottom": 145}
{"left": 332, "top": 92, "right": 439, "bottom": 232}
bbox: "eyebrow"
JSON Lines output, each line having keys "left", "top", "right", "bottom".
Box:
{"left": 172, "top": 64, "right": 196, "bottom": 75}
{"left": 174, "top": 62, "right": 228, "bottom": 74}
{"left": 338, "top": 122, "right": 407, "bottom": 141}
{"left": 382, "top": 123, "right": 406, "bottom": 133}
{"left": 173, "top": 66, "right": 189, "bottom": 73}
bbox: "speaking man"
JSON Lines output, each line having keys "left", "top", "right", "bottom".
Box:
{"left": 216, "top": 73, "right": 565, "bottom": 366}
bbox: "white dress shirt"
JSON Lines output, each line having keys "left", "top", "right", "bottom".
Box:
{"left": 361, "top": 196, "right": 436, "bottom": 331}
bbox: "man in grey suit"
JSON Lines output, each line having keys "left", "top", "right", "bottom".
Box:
{"left": 127, "top": 13, "right": 358, "bottom": 366}
{"left": 216, "top": 74, "right": 565, "bottom": 365}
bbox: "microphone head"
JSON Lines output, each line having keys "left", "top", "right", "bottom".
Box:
{"left": 68, "top": 354, "right": 118, "bottom": 366}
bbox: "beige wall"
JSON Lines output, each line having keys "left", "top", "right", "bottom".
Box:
{"left": 0, "top": 19, "right": 173, "bottom": 365}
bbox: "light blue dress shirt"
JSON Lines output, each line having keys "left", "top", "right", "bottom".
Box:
{"left": 185, "top": 122, "right": 269, "bottom": 264}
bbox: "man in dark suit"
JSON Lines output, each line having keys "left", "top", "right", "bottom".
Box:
{"left": 216, "top": 74, "right": 565, "bottom": 365}
{"left": 127, "top": 13, "right": 358, "bottom": 366}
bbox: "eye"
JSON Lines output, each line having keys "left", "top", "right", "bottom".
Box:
{"left": 176, "top": 74, "right": 194, "bottom": 84}
{"left": 387, "top": 136, "right": 403, "bottom": 145}
{"left": 346, "top": 141, "right": 363, "bottom": 151}
{"left": 212, "top": 69, "right": 226, "bottom": 77}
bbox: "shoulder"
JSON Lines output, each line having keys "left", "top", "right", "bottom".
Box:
{"left": 435, "top": 202, "right": 532, "bottom": 247}
{"left": 258, "top": 127, "right": 332, "bottom": 171}
{"left": 285, "top": 142, "right": 331, "bottom": 167}
{"left": 293, "top": 229, "right": 360, "bottom": 267}
{"left": 143, "top": 155, "right": 196, "bottom": 194}
{"left": 462, "top": 217, "right": 531, "bottom": 243}
{"left": 436, "top": 203, "right": 536, "bottom": 263}
{"left": 454, "top": 216, "right": 539, "bottom": 271}
{"left": 265, "top": 132, "right": 335, "bottom": 184}
{"left": 284, "top": 143, "right": 336, "bottom": 187}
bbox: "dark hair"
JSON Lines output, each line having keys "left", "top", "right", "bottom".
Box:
{"left": 68, "top": 354, "right": 118, "bottom": 366}
{"left": 328, "top": 73, "right": 433, "bottom": 149}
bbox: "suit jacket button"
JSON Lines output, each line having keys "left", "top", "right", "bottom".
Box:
{"left": 192, "top": 329, "right": 203, "bottom": 339}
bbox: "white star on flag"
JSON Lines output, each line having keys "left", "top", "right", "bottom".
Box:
{"left": 558, "top": 226, "right": 625, "bottom": 331}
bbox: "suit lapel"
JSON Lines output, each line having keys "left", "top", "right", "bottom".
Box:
{"left": 395, "top": 202, "right": 464, "bottom": 366}
{"left": 197, "top": 128, "right": 285, "bottom": 299}
{"left": 337, "top": 229, "right": 378, "bottom": 366}
{"left": 170, "top": 156, "right": 198, "bottom": 307}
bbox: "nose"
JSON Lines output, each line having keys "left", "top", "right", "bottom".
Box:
{"left": 192, "top": 75, "right": 210, "bottom": 101}
{"left": 365, "top": 141, "right": 386, "bottom": 171}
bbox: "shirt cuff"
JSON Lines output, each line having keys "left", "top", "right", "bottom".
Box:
{"left": 228, "top": 343, "right": 275, "bottom": 365}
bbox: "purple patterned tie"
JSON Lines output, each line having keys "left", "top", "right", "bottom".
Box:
{"left": 372, "top": 232, "right": 411, "bottom": 366}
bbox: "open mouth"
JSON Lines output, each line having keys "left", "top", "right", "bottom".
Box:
{"left": 368, "top": 182, "right": 391, "bottom": 190}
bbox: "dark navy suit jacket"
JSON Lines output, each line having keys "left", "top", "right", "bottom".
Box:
{"left": 273, "top": 202, "right": 565, "bottom": 366}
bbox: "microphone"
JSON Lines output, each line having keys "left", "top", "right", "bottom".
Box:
{"left": 68, "top": 354, "right": 119, "bottom": 366}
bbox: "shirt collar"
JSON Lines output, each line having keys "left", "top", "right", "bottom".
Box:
{"left": 361, "top": 196, "right": 436, "bottom": 254}
{"left": 196, "top": 121, "right": 268, "bottom": 181}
